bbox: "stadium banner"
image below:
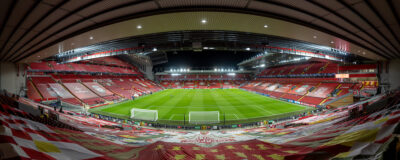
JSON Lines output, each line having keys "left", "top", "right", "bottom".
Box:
{"left": 36, "top": 84, "right": 58, "bottom": 99}
{"left": 48, "top": 83, "right": 74, "bottom": 98}
{"left": 83, "top": 82, "right": 113, "bottom": 96}
{"left": 63, "top": 83, "right": 98, "bottom": 99}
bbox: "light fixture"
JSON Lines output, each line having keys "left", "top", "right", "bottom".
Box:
{"left": 227, "top": 73, "right": 236, "bottom": 76}
{"left": 203, "top": 47, "right": 208, "bottom": 49}
{"left": 89, "top": 36, "right": 93, "bottom": 40}
{"left": 245, "top": 47, "right": 250, "bottom": 51}
{"left": 313, "top": 35, "right": 317, "bottom": 39}
{"left": 153, "top": 48, "right": 157, "bottom": 51}
{"left": 362, "top": 52, "right": 366, "bottom": 55}
{"left": 263, "top": 24, "right": 268, "bottom": 28}
{"left": 201, "top": 19, "right": 207, "bottom": 24}
{"left": 137, "top": 25, "right": 142, "bottom": 29}
{"left": 330, "top": 41, "right": 334, "bottom": 44}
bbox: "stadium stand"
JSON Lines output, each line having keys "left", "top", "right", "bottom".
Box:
{"left": 26, "top": 57, "right": 162, "bottom": 107}
{"left": 2, "top": 1, "right": 400, "bottom": 159}
{"left": 159, "top": 73, "right": 249, "bottom": 89}
{"left": 258, "top": 62, "right": 338, "bottom": 78}
{"left": 1, "top": 87, "right": 399, "bottom": 159}
{"left": 27, "top": 60, "right": 140, "bottom": 75}
{"left": 241, "top": 78, "right": 355, "bottom": 106}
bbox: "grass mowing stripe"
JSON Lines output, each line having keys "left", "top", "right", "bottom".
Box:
{"left": 211, "top": 89, "right": 247, "bottom": 119}
{"left": 232, "top": 90, "right": 282, "bottom": 115}
{"left": 161, "top": 89, "right": 194, "bottom": 120}
{"left": 218, "top": 89, "right": 261, "bottom": 119}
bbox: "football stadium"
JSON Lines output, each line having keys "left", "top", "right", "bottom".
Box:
{"left": 0, "top": 0, "right": 400, "bottom": 159}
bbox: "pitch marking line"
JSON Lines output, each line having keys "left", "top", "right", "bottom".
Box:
{"left": 169, "top": 114, "right": 178, "bottom": 120}
{"left": 251, "top": 105, "right": 275, "bottom": 115}
{"left": 225, "top": 114, "right": 239, "bottom": 120}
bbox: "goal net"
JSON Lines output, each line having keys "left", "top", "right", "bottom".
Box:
{"left": 188, "top": 111, "right": 220, "bottom": 124}
{"left": 130, "top": 108, "right": 158, "bottom": 121}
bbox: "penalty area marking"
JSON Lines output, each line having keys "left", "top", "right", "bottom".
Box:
{"left": 224, "top": 114, "right": 239, "bottom": 120}
{"left": 250, "top": 105, "right": 276, "bottom": 115}
{"left": 168, "top": 114, "right": 184, "bottom": 120}
{"left": 169, "top": 114, "right": 177, "bottom": 120}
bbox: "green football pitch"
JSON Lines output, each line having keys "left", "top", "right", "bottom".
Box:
{"left": 90, "top": 89, "right": 312, "bottom": 124}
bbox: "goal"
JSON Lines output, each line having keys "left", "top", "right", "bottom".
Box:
{"left": 188, "top": 111, "right": 220, "bottom": 124}
{"left": 130, "top": 108, "right": 158, "bottom": 121}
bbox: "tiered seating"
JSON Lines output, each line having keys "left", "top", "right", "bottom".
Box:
{"left": 6, "top": 79, "right": 400, "bottom": 160}
{"left": 0, "top": 95, "right": 81, "bottom": 131}
{"left": 63, "top": 82, "right": 103, "bottom": 105}
{"left": 281, "top": 93, "right": 303, "bottom": 101}
{"left": 28, "top": 61, "right": 52, "bottom": 70}
{"left": 210, "top": 75, "right": 222, "bottom": 79}
{"left": 335, "top": 83, "right": 354, "bottom": 97}
{"left": 198, "top": 74, "right": 209, "bottom": 79}
{"left": 98, "top": 79, "right": 136, "bottom": 99}
{"left": 96, "top": 77, "right": 161, "bottom": 99}
{"left": 6, "top": 88, "right": 400, "bottom": 159}
{"left": 183, "top": 81, "right": 196, "bottom": 88}
{"left": 79, "top": 74, "right": 95, "bottom": 82}
{"left": 28, "top": 60, "right": 141, "bottom": 75}
{"left": 26, "top": 81, "right": 42, "bottom": 101}
{"left": 27, "top": 58, "right": 161, "bottom": 105}
{"left": 82, "top": 82, "right": 120, "bottom": 101}
{"left": 320, "top": 63, "right": 338, "bottom": 73}
{"left": 289, "top": 64, "right": 309, "bottom": 75}
{"left": 258, "top": 62, "right": 339, "bottom": 77}
{"left": 52, "top": 74, "right": 80, "bottom": 82}
{"left": 62, "top": 98, "right": 82, "bottom": 105}
{"left": 304, "top": 63, "right": 325, "bottom": 74}
{"left": 242, "top": 78, "right": 351, "bottom": 106}
{"left": 299, "top": 96, "right": 325, "bottom": 105}
{"left": 306, "top": 83, "right": 339, "bottom": 98}
{"left": 48, "top": 61, "right": 74, "bottom": 71}
{"left": 161, "top": 73, "right": 249, "bottom": 81}
{"left": 30, "top": 77, "right": 58, "bottom": 101}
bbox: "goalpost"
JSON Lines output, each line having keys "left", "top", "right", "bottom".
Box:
{"left": 188, "top": 111, "right": 220, "bottom": 124}
{"left": 130, "top": 108, "right": 158, "bottom": 121}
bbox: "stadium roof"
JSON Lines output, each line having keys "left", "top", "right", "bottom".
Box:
{"left": 0, "top": 0, "right": 399, "bottom": 63}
